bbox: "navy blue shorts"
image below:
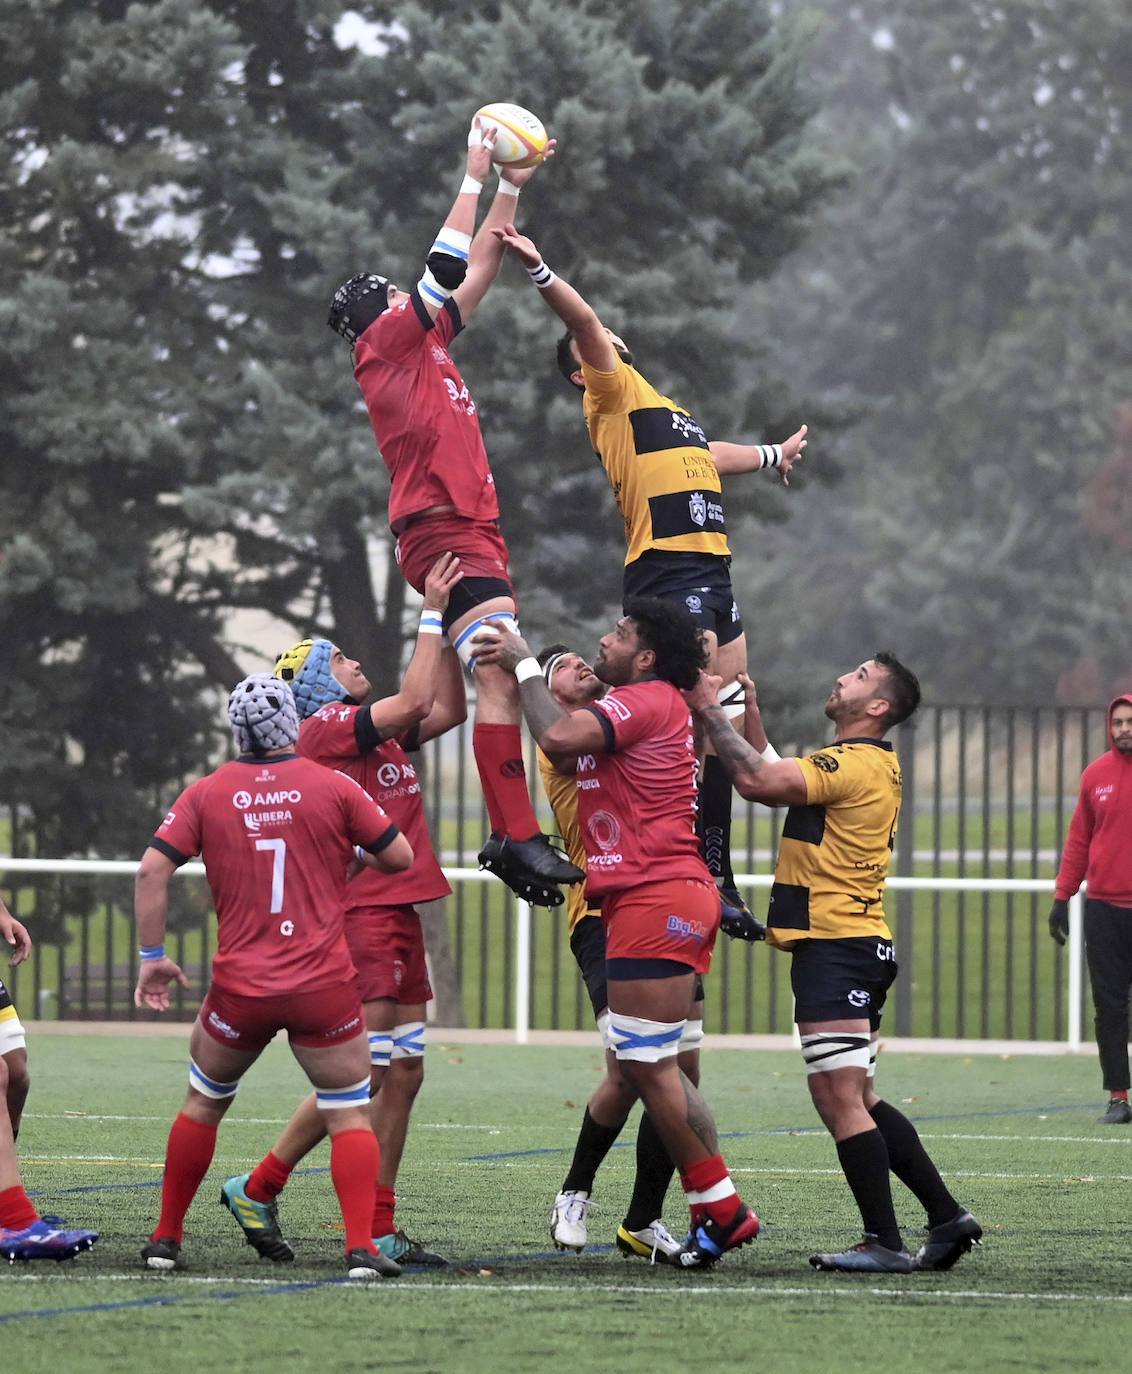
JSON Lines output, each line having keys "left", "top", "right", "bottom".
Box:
{"left": 790, "top": 937, "right": 898, "bottom": 1030}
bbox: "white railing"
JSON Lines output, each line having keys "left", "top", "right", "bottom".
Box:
{"left": 0, "top": 859, "right": 1078, "bottom": 1048}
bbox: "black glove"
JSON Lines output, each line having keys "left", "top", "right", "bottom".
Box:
{"left": 1048, "top": 899, "right": 1069, "bottom": 946}
{"left": 719, "top": 901, "right": 767, "bottom": 943}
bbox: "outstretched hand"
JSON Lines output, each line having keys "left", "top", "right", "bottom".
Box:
{"left": 499, "top": 138, "right": 557, "bottom": 190}
{"left": 490, "top": 222, "right": 542, "bottom": 269}
{"left": 681, "top": 670, "right": 724, "bottom": 714}
{"left": 470, "top": 623, "right": 533, "bottom": 674}
{"left": 777, "top": 425, "right": 808, "bottom": 486}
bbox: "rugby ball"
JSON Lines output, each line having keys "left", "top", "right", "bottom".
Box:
{"left": 474, "top": 102, "right": 548, "bottom": 168}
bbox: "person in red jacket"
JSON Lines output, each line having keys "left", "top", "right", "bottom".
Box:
{"left": 1049, "top": 694, "right": 1132, "bottom": 1124}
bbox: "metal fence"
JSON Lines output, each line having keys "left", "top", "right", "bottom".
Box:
{"left": 0, "top": 702, "right": 1109, "bottom": 1044}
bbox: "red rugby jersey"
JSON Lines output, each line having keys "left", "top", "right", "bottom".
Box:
{"left": 353, "top": 294, "right": 499, "bottom": 529}
{"left": 576, "top": 679, "right": 710, "bottom": 898}
{"left": 299, "top": 703, "right": 451, "bottom": 909}
{"left": 151, "top": 755, "right": 397, "bottom": 995}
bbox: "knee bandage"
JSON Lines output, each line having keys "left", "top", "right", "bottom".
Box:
{"left": 452, "top": 612, "right": 520, "bottom": 670}
{"left": 608, "top": 1014, "right": 684, "bottom": 1063}
{"left": 315, "top": 1076, "right": 372, "bottom": 1111}
{"left": 368, "top": 1031, "right": 394, "bottom": 1069}
{"left": 679, "top": 1017, "right": 704, "bottom": 1054}
{"left": 718, "top": 681, "right": 747, "bottom": 721}
{"left": 188, "top": 1059, "right": 240, "bottom": 1101}
{"left": 390, "top": 1021, "right": 426, "bottom": 1060}
{"left": 800, "top": 1031, "right": 872, "bottom": 1076}
{"left": 868, "top": 1039, "right": 879, "bottom": 1079}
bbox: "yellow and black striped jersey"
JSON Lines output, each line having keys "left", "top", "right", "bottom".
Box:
{"left": 581, "top": 357, "right": 731, "bottom": 566}
{"left": 537, "top": 747, "right": 596, "bottom": 934}
{"left": 765, "top": 738, "right": 902, "bottom": 946}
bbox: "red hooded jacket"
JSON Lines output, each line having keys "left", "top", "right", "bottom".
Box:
{"left": 1054, "top": 694, "right": 1132, "bottom": 907}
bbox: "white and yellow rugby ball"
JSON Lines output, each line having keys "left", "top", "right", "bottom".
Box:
{"left": 473, "top": 102, "right": 548, "bottom": 168}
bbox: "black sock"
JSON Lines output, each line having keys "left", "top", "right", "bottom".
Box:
{"left": 869, "top": 1099, "right": 960, "bottom": 1228}
{"left": 623, "top": 1111, "right": 676, "bottom": 1230}
{"left": 562, "top": 1107, "right": 623, "bottom": 1193}
{"left": 698, "top": 755, "right": 736, "bottom": 891}
{"left": 835, "top": 1128, "right": 902, "bottom": 1251}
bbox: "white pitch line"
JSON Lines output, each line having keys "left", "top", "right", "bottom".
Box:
{"left": 3, "top": 1273, "right": 1130, "bottom": 1305}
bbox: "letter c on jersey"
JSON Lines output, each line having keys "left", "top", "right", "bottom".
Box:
{"left": 280, "top": 920, "right": 295, "bottom": 937}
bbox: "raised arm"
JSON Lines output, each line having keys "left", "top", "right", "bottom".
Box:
{"left": 491, "top": 224, "right": 620, "bottom": 374}
{"left": 708, "top": 425, "right": 808, "bottom": 485}
{"left": 368, "top": 553, "right": 464, "bottom": 738}
{"left": 682, "top": 672, "right": 808, "bottom": 806}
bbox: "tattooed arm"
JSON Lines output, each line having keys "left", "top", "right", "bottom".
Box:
{"left": 683, "top": 672, "right": 808, "bottom": 806}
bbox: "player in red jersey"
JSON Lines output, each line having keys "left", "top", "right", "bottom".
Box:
{"left": 134, "top": 674, "right": 413, "bottom": 1280}
{"left": 325, "top": 116, "right": 580, "bottom": 909}
{"left": 475, "top": 599, "right": 761, "bottom": 1270}
{"left": 222, "top": 554, "right": 462, "bottom": 1267}
{"left": 0, "top": 902, "right": 99, "bottom": 1263}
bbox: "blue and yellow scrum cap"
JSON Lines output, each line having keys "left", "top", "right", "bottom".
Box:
{"left": 274, "top": 638, "right": 351, "bottom": 720}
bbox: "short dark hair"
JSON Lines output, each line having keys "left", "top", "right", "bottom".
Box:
{"left": 555, "top": 329, "right": 583, "bottom": 388}
{"left": 623, "top": 596, "right": 708, "bottom": 691}
{"left": 873, "top": 651, "right": 921, "bottom": 729}
{"left": 536, "top": 642, "right": 572, "bottom": 669}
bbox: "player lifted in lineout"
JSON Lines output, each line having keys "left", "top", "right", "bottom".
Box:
{"left": 324, "top": 114, "right": 581, "bottom": 908}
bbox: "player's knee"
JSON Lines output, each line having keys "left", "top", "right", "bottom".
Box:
{"left": 608, "top": 1013, "right": 685, "bottom": 1064}
{"left": 452, "top": 613, "right": 520, "bottom": 671}
{"left": 801, "top": 1031, "right": 871, "bottom": 1077}
{"left": 188, "top": 1058, "right": 240, "bottom": 1105}
{"left": 315, "top": 1076, "right": 372, "bottom": 1114}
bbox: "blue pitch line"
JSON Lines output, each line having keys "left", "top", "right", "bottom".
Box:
{"left": 0, "top": 1277, "right": 361, "bottom": 1324}
{"left": 465, "top": 1102, "right": 1099, "bottom": 1161}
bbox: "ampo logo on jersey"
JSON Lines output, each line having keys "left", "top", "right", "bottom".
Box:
{"left": 232, "top": 789, "right": 303, "bottom": 809}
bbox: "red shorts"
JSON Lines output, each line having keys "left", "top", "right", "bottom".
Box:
{"left": 345, "top": 905, "right": 433, "bottom": 1006}
{"left": 394, "top": 512, "right": 513, "bottom": 596}
{"left": 602, "top": 878, "right": 720, "bottom": 974}
{"left": 199, "top": 981, "right": 365, "bottom": 1052}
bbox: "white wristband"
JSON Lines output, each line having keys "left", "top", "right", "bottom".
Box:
{"left": 758, "top": 742, "right": 781, "bottom": 763}
{"left": 419, "top": 611, "right": 444, "bottom": 636}
{"left": 515, "top": 657, "right": 542, "bottom": 684}
{"left": 460, "top": 173, "right": 485, "bottom": 195}
{"left": 527, "top": 260, "right": 556, "bottom": 290}
{"left": 759, "top": 444, "right": 783, "bottom": 469}
{"left": 496, "top": 179, "right": 521, "bottom": 198}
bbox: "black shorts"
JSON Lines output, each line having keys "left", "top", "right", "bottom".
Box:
{"left": 790, "top": 937, "right": 898, "bottom": 1030}
{"left": 443, "top": 575, "right": 516, "bottom": 630}
{"left": 622, "top": 549, "right": 743, "bottom": 648}
{"left": 569, "top": 914, "right": 706, "bottom": 1023}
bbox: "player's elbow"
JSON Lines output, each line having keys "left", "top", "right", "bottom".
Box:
{"left": 375, "top": 834, "right": 414, "bottom": 873}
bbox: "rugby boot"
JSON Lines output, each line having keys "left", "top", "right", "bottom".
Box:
{"left": 140, "top": 1235, "right": 184, "bottom": 1271}
{"left": 913, "top": 1210, "right": 983, "bottom": 1271}
{"left": 346, "top": 1247, "right": 402, "bottom": 1279}
{"left": 718, "top": 892, "right": 767, "bottom": 943}
{"left": 675, "top": 1202, "right": 760, "bottom": 1269}
{"left": 375, "top": 1228, "right": 447, "bottom": 1266}
{"left": 810, "top": 1234, "right": 913, "bottom": 1273}
{"left": 615, "top": 1218, "right": 683, "bottom": 1265}
{"left": 477, "top": 833, "right": 580, "bottom": 908}
{"left": 1, "top": 1218, "right": 98, "bottom": 1263}
{"left": 1098, "top": 1095, "right": 1132, "bottom": 1124}
{"left": 550, "top": 1189, "right": 592, "bottom": 1251}
{"left": 220, "top": 1173, "right": 295, "bottom": 1261}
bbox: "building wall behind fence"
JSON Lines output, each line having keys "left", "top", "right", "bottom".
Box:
{"left": 0, "top": 704, "right": 1109, "bottom": 1040}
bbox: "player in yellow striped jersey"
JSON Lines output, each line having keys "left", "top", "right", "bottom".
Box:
{"left": 491, "top": 221, "right": 806, "bottom": 932}
{"left": 684, "top": 656, "right": 983, "bottom": 1276}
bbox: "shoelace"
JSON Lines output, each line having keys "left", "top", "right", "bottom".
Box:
{"left": 563, "top": 1195, "right": 593, "bottom": 1225}
{"left": 647, "top": 1220, "right": 678, "bottom": 1265}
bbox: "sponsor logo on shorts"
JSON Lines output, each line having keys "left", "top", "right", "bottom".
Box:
{"left": 666, "top": 915, "right": 707, "bottom": 942}
{"left": 208, "top": 1010, "right": 240, "bottom": 1040}
{"left": 330, "top": 1015, "right": 362, "bottom": 1039}
{"left": 876, "top": 942, "right": 895, "bottom": 962}
{"left": 685, "top": 594, "right": 703, "bottom": 615}
{"left": 848, "top": 988, "right": 871, "bottom": 1007}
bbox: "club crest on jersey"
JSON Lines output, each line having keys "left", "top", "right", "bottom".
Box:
{"left": 688, "top": 491, "right": 707, "bottom": 527}
{"left": 811, "top": 752, "right": 839, "bottom": 773}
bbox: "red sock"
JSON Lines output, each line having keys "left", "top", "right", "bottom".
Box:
{"left": 330, "top": 1129, "right": 380, "bottom": 1254}
{"left": 0, "top": 1184, "right": 39, "bottom": 1231}
{"left": 153, "top": 1112, "right": 218, "bottom": 1243}
{"left": 1112, "top": 1090, "right": 1129, "bottom": 1101}
{"left": 372, "top": 1182, "right": 397, "bottom": 1239}
{"left": 473, "top": 723, "right": 538, "bottom": 839}
{"left": 680, "top": 1153, "right": 741, "bottom": 1227}
{"left": 247, "top": 1150, "right": 294, "bottom": 1203}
